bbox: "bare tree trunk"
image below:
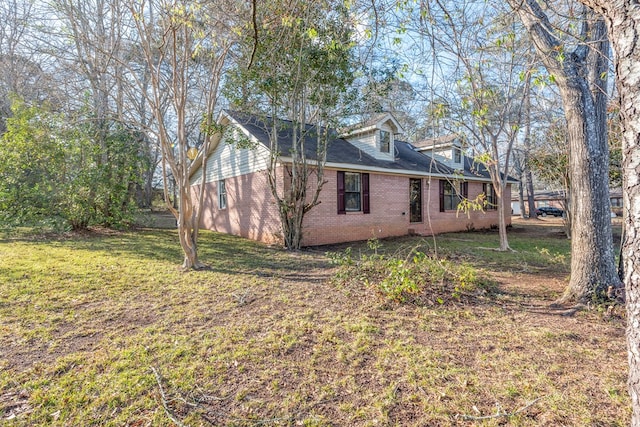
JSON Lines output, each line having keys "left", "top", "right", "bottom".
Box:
{"left": 563, "top": 17, "right": 619, "bottom": 301}
{"left": 176, "top": 174, "right": 201, "bottom": 270}
{"left": 522, "top": 81, "right": 538, "bottom": 220}
{"left": 610, "top": 13, "right": 640, "bottom": 427}
{"left": 122, "top": 0, "right": 234, "bottom": 269}
{"left": 525, "top": 160, "right": 537, "bottom": 219}
{"left": 497, "top": 183, "right": 511, "bottom": 251}
{"left": 490, "top": 134, "right": 515, "bottom": 252}
{"left": 518, "top": 175, "right": 526, "bottom": 219}
{"left": 267, "top": 119, "right": 326, "bottom": 251}
{"left": 512, "top": 150, "right": 527, "bottom": 219}
{"left": 508, "top": 0, "right": 622, "bottom": 302}
{"left": 575, "top": 1, "right": 640, "bottom": 422}
{"left": 562, "top": 85, "right": 618, "bottom": 300}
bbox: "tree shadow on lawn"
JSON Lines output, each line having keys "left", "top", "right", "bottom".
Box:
{"left": 1, "top": 227, "right": 331, "bottom": 277}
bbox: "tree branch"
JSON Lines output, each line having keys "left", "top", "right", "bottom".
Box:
{"left": 247, "top": 0, "right": 258, "bottom": 70}
{"left": 151, "top": 366, "right": 188, "bottom": 427}
{"left": 456, "top": 396, "right": 546, "bottom": 421}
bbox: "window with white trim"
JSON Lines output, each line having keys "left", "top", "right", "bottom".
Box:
{"left": 337, "top": 171, "right": 370, "bottom": 214}
{"left": 380, "top": 130, "right": 391, "bottom": 153}
{"left": 453, "top": 147, "right": 462, "bottom": 163}
{"left": 218, "top": 180, "right": 227, "bottom": 209}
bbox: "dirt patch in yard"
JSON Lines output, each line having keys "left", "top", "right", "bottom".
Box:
{"left": 0, "top": 218, "right": 629, "bottom": 426}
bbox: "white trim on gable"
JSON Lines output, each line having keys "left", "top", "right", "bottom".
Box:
{"left": 340, "top": 113, "right": 403, "bottom": 161}
{"left": 190, "top": 113, "right": 271, "bottom": 186}
{"left": 339, "top": 112, "right": 404, "bottom": 139}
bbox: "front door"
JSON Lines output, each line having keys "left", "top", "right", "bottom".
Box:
{"left": 410, "top": 178, "right": 422, "bottom": 223}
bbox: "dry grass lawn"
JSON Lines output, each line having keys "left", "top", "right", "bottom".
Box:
{"left": 0, "top": 217, "right": 630, "bottom": 426}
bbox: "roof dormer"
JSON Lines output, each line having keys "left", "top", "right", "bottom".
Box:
{"left": 413, "top": 134, "right": 465, "bottom": 169}
{"left": 339, "top": 113, "right": 403, "bottom": 161}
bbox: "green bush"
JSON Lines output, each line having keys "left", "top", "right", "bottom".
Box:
{"left": 328, "top": 245, "right": 494, "bottom": 306}
{"left": 0, "top": 97, "right": 143, "bottom": 230}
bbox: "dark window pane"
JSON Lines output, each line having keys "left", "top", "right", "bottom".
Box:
{"left": 410, "top": 178, "right": 422, "bottom": 222}
{"left": 345, "top": 173, "right": 360, "bottom": 192}
{"left": 345, "top": 193, "right": 361, "bottom": 211}
{"left": 380, "top": 130, "right": 390, "bottom": 153}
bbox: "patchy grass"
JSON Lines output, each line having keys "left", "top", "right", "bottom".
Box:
{"left": 0, "top": 218, "right": 629, "bottom": 426}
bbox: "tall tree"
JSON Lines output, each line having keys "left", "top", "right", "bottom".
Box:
{"left": 560, "top": 0, "right": 640, "bottom": 422}
{"left": 123, "top": 0, "right": 239, "bottom": 268}
{"left": 413, "top": 2, "right": 533, "bottom": 251}
{"left": 55, "top": 0, "right": 121, "bottom": 150}
{"left": 226, "top": 0, "right": 357, "bottom": 250}
{"left": 506, "top": 0, "right": 622, "bottom": 302}
{"left": 516, "top": 66, "right": 539, "bottom": 220}
{"left": 43, "top": 0, "right": 148, "bottom": 226}
{"left": 0, "top": 0, "right": 46, "bottom": 133}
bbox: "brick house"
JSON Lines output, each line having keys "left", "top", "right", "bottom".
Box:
{"left": 189, "top": 110, "right": 514, "bottom": 246}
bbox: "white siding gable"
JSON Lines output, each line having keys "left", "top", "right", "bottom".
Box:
{"left": 416, "top": 138, "right": 465, "bottom": 170}
{"left": 344, "top": 130, "right": 379, "bottom": 159}
{"left": 190, "top": 129, "right": 271, "bottom": 186}
{"left": 343, "top": 121, "right": 397, "bottom": 162}
{"left": 430, "top": 147, "right": 462, "bottom": 167}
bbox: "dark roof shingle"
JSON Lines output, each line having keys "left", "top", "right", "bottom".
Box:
{"left": 225, "top": 110, "right": 498, "bottom": 180}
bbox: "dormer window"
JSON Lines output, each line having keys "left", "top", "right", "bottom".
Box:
{"left": 380, "top": 130, "right": 391, "bottom": 153}
{"left": 338, "top": 113, "right": 402, "bottom": 161}
{"left": 453, "top": 147, "right": 462, "bottom": 163}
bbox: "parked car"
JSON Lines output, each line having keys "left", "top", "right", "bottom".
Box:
{"left": 535, "top": 206, "right": 565, "bottom": 217}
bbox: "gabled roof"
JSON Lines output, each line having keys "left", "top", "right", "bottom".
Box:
{"left": 413, "top": 133, "right": 462, "bottom": 150}
{"left": 223, "top": 110, "right": 508, "bottom": 182}
{"left": 338, "top": 112, "right": 403, "bottom": 138}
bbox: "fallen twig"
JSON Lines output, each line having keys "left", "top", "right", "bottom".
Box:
{"left": 232, "top": 289, "right": 252, "bottom": 306}
{"left": 151, "top": 366, "right": 188, "bottom": 427}
{"left": 456, "top": 396, "right": 545, "bottom": 421}
{"left": 476, "top": 246, "right": 518, "bottom": 253}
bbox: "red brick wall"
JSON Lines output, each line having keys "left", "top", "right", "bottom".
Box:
{"left": 301, "top": 170, "right": 511, "bottom": 246}
{"left": 302, "top": 172, "right": 411, "bottom": 245}
{"left": 195, "top": 169, "right": 282, "bottom": 244}
{"left": 420, "top": 177, "right": 511, "bottom": 236}
{"left": 194, "top": 168, "right": 511, "bottom": 247}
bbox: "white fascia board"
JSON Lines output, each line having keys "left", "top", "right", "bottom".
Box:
{"left": 381, "top": 115, "right": 404, "bottom": 134}
{"left": 339, "top": 114, "right": 404, "bottom": 138}
{"left": 278, "top": 156, "right": 497, "bottom": 182}
{"left": 188, "top": 112, "right": 231, "bottom": 173}
{"left": 188, "top": 131, "right": 224, "bottom": 180}
{"left": 189, "top": 111, "right": 270, "bottom": 180}
{"left": 339, "top": 124, "right": 377, "bottom": 139}
{"left": 221, "top": 111, "right": 266, "bottom": 148}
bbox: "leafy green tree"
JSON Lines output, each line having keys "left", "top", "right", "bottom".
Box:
{"left": 0, "top": 99, "right": 66, "bottom": 227}
{"left": 226, "top": 0, "right": 357, "bottom": 249}
{"left": 0, "top": 97, "right": 143, "bottom": 230}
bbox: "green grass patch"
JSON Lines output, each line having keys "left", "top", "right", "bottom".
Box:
{"left": 0, "top": 222, "right": 630, "bottom": 426}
